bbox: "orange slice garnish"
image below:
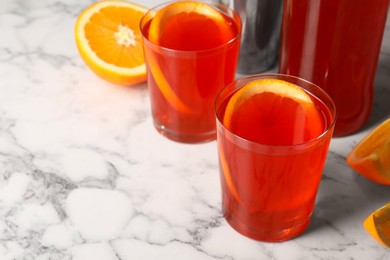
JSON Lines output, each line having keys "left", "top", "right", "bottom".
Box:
{"left": 364, "top": 202, "right": 390, "bottom": 248}
{"left": 148, "top": 1, "right": 226, "bottom": 47}
{"left": 217, "top": 140, "right": 241, "bottom": 204}
{"left": 219, "top": 78, "right": 325, "bottom": 209}
{"left": 142, "top": 47, "right": 194, "bottom": 114}
{"left": 75, "top": 0, "right": 148, "bottom": 86}
{"left": 144, "top": 1, "right": 236, "bottom": 114}
{"left": 223, "top": 78, "right": 324, "bottom": 145}
{"left": 347, "top": 118, "right": 390, "bottom": 185}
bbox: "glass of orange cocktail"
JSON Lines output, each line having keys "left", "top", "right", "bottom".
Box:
{"left": 215, "top": 74, "right": 336, "bottom": 242}
{"left": 140, "top": 1, "right": 241, "bottom": 143}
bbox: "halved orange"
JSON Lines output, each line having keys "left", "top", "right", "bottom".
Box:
{"left": 223, "top": 78, "right": 324, "bottom": 145}
{"left": 364, "top": 202, "right": 390, "bottom": 248}
{"left": 75, "top": 0, "right": 148, "bottom": 86}
{"left": 346, "top": 118, "right": 390, "bottom": 185}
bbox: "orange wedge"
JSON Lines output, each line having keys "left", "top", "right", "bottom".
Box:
{"left": 75, "top": 0, "right": 148, "bottom": 86}
{"left": 223, "top": 78, "right": 324, "bottom": 145}
{"left": 346, "top": 118, "right": 390, "bottom": 185}
{"left": 364, "top": 202, "right": 390, "bottom": 248}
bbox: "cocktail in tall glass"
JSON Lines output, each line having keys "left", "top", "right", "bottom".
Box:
{"left": 141, "top": 1, "right": 241, "bottom": 143}
{"left": 215, "top": 74, "right": 336, "bottom": 241}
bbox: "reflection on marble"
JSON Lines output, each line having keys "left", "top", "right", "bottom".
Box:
{"left": 0, "top": 0, "right": 390, "bottom": 259}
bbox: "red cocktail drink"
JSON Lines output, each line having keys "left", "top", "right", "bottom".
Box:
{"left": 141, "top": 1, "right": 241, "bottom": 143}
{"left": 215, "top": 74, "right": 336, "bottom": 241}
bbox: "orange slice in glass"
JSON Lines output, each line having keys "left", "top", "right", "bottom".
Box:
{"left": 219, "top": 78, "right": 325, "bottom": 209}
{"left": 223, "top": 78, "right": 324, "bottom": 145}
{"left": 364, "top": 202, "right": 390, "bottom": 248}
{"left": 346, "top": 118, "right": 390, "bottom": 185}
{"left": 142, "top": 47, "right": 194, "bottom": 114}
{"left": 145, "top": 1, "right": 236, "bottom": 114}
{"left": 217, "top": 140, "right": 242, "bottom": 204}
{"left": 75, "top": 0, "right": 148, "bottom": 86}
{"left": 148, "top": 1, "right": 228, "bottom": 49}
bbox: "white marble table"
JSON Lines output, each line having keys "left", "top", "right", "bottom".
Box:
{"left": 1, "top": 0, "right": 390, "bottom": 259}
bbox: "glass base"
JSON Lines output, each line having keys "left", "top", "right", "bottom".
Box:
{"left": 224, "top": 213, "right": 311, "bottom": 242}
{"left": 153, "top": 121, "right": 216, "bottom": 144}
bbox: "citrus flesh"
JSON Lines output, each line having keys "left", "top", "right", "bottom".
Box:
{"left": 75, "top": 0, "right": 148, "bottom": 86}
{"left": 346, "top": 118, "right": 390, "bottom": 185}
{"left": 364, "top": 202, "right": 390, "bottom": 248}
{"left": 223, "top": 78, "right": 325, "bottom": 145}
{"left": 148, "top": 1, "right": 235, "bottom": 50}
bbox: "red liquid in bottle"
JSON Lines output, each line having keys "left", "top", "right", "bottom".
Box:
{"left": 279, "top": 0, "right": 389, "bottom": 136}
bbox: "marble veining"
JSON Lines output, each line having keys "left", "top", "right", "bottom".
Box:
{"left": 1, "top": 0, "right": 390, "bottom": 259}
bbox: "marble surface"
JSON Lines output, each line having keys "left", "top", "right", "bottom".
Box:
{"left": 0, "top": 0, "right": 390, "bottom": 259}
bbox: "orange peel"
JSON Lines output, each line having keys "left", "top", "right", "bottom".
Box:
{"left": 347, "top": 118, "right": 390, "bottom": 185}
{"left": 148, "top": 1, "right": 225, "bottom": 45}
{"left": 364, "top": 202, "right": 390, "bottom": 248}
{"left": 223, "top": 78, "right": 315, "bottom": 129}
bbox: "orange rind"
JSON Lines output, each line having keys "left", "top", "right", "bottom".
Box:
{"left": 364, "top": 202, "right": 390, "bottom": 248}
{"left": 222, "top": 78, "right": 324, "bottom": 144}
{"left": 143, "top": 47, "right": 193, "bottom": 114}
{"left": 144, "top": 1, "right": 232, "bottom": 114}
{"left": 223, "top": 78, "right": 314, "bottom": 128}
{"left": 347, "top": 118, "right": 390, "bottom": 185}
{"left": 148, "top": 1, "right": 225, "bottom": 45}
{"left": 217, "top": 141, "right": 241, "bottom": 204}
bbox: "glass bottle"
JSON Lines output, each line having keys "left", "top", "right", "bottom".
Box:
{"left": 279, "top": 0, "right": 389, "bottom": 136}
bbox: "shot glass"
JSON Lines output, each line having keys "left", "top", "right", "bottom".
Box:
{"left": 140, "top": 1, "right": 241, "bottom": 143}
{"left": 215, "top": 74, "right": 336, "bottom": 242}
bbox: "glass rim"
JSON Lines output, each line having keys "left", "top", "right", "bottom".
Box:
{"left": 140, "top": 0, "right": 242, "bottom": 55}
{"left": 214, "top": 73, "right": 337, "bottom": 149}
